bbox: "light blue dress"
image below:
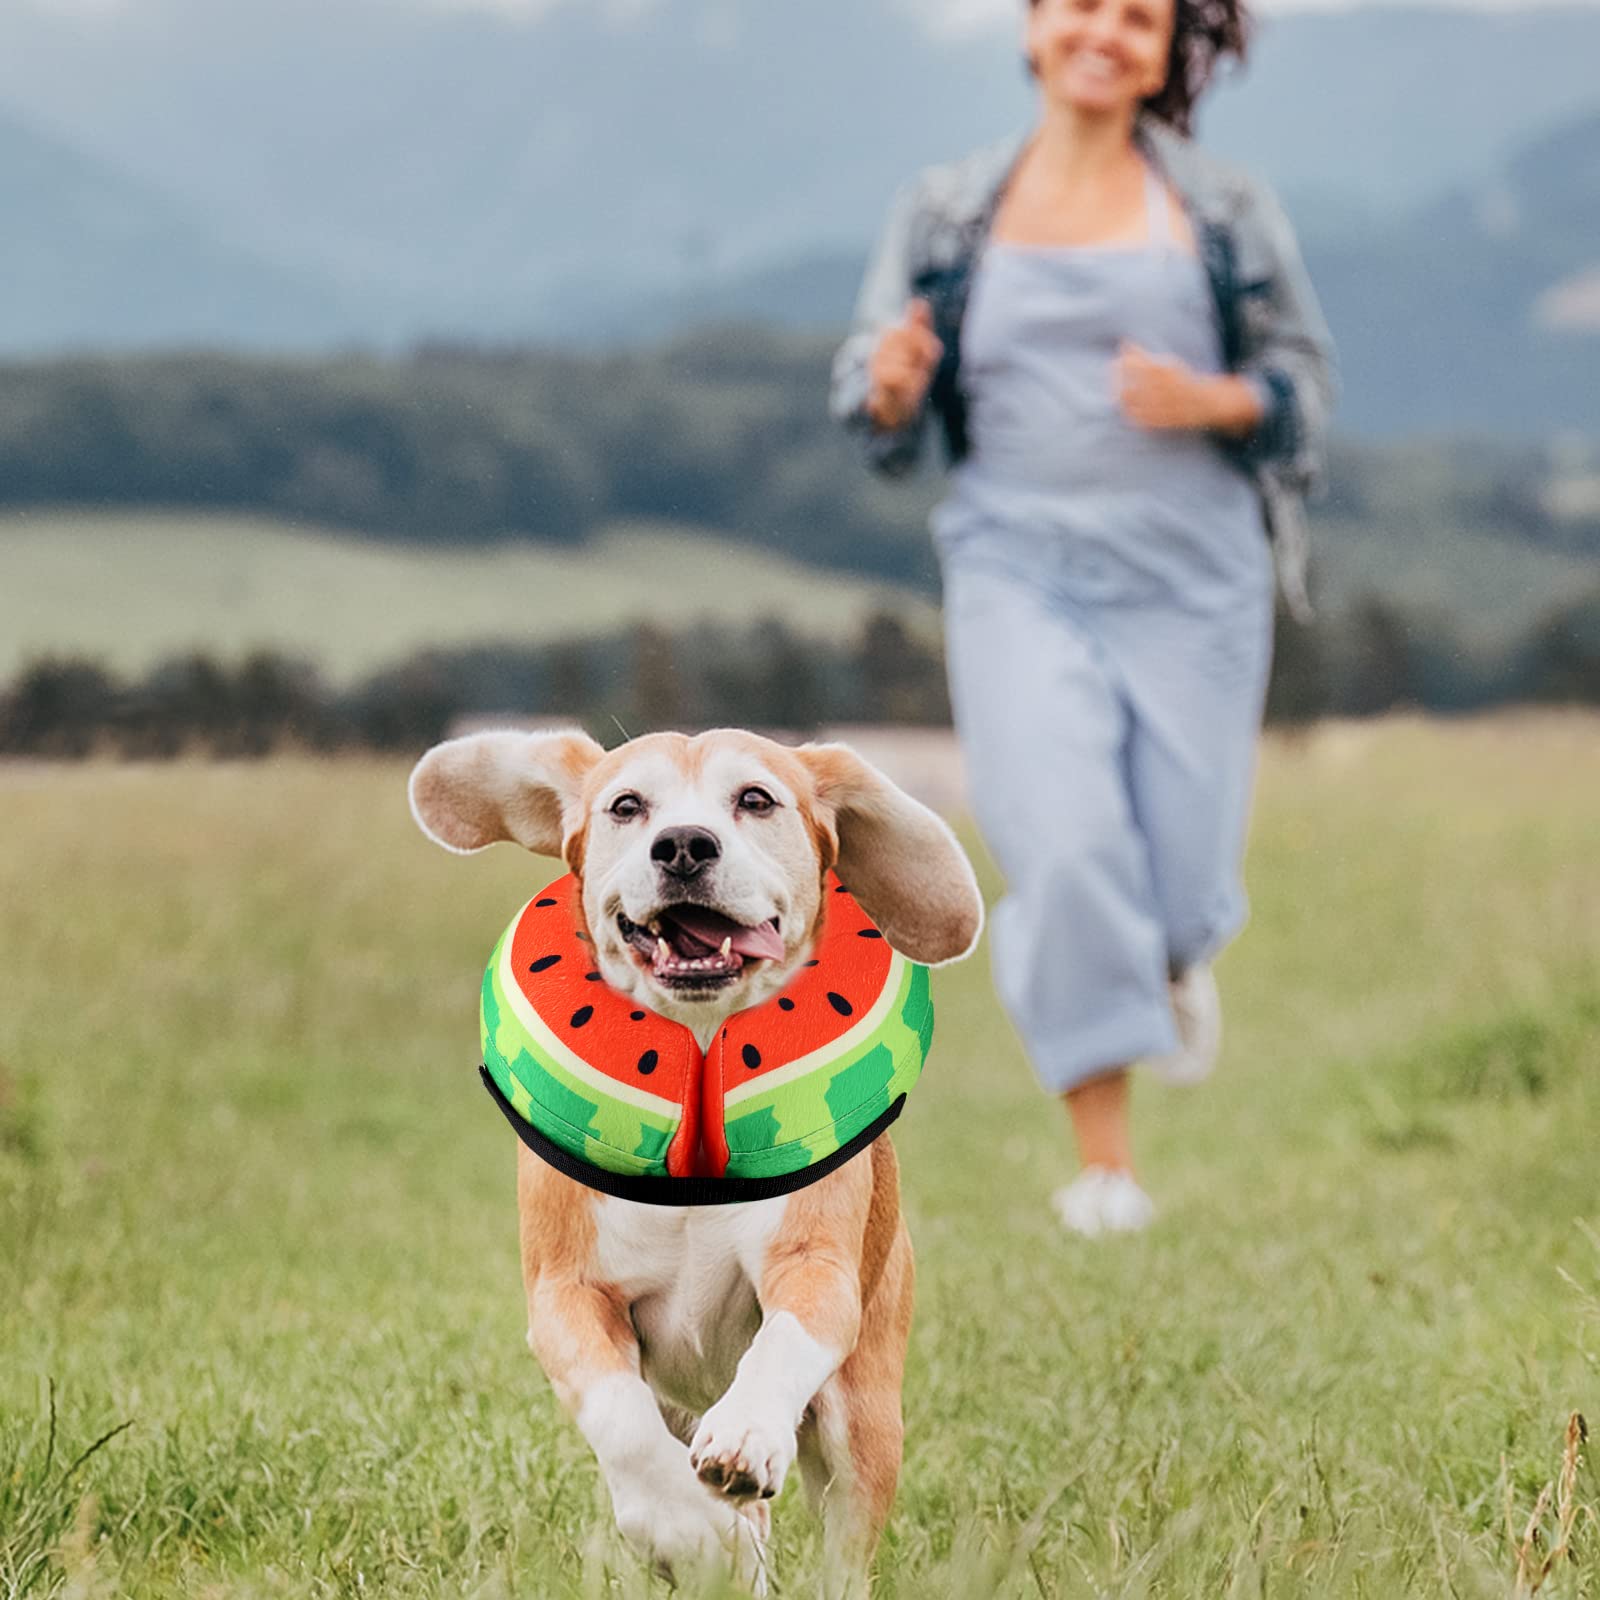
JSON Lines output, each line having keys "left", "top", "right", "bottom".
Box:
{"left": 931, "top": 162, "right": 1275, "bottom": 1093}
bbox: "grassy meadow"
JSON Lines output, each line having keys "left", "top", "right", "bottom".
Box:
{"left": 0, "top": 512, "right": 940, "bottom": 685}
{"left": 2, "top": 716, "right": 1598, "bottom": 1598}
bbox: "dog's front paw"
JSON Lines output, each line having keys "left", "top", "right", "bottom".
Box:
{"left": 613, "top": 1474, "right": 767, "bottom": 1592}
{"left": 690, "top": 1400, "right": 797, "bottom": 1502}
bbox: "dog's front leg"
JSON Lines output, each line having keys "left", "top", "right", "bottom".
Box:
{"left": 689, "top": 1224, "right": 862, "bottom": 1506}
{"left": 529, "top": 1274, "right": 766, "bottom": 1589}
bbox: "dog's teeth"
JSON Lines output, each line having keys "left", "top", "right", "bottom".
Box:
{"left": 656, "top": 937, "right": 669, "bottom": 963}
{"left": 649, "top": 919, "right": 662, "bottom": 935}
{"left": 720, "top": 937, "right": 732, "bottom": 958}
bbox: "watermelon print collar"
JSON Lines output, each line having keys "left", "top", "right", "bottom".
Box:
{"left": 479, "top": 872, "right": 934, "bottom": 1206}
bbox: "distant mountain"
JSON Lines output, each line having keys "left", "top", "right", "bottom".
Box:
{"left": 0, "top": 0, "right": 1596, "bottom": 437}
{"left": 1198, "top": 6, "right": 1600, "bottom": 225}
{"left": 598, "top": 105, "right": 1600, "bottom": 438}
{"left": 1310, "top": 107, "right": 1600, "bottom": 436}
{"left": 1, "top": 0, "right": 1599, "bottom": 332}
{"left": 0, "top": 108, "right": 354, "bottom": 351}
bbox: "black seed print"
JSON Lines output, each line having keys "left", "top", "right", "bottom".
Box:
{"left": 630, "top": 1010, "right": 646, "bottom": 1021}
{"left": 528, "top": 954, "right": 561, "bottom": 972}
{"left": 778, "top": 997, "right": 795, "bottom": 1011}
{"left": 585, "top": 971, "right": 601, "bottom": 981}
{"left": 804, "top": 959, "right": 820, "bottom": 967}
{"left": 834, "top": 884, "right": 849, "bottom": 893}
{"left": 826, "top": 991, "right": 853, "bottom": 1017}
{"left": 637, "top": 1049, "right": 658, "bottom": 1075}
{"left": 742, "top": 1044, "right": 761, "bottom": 1070}
{"left": 857, "top": 929, "right": 883, "bottom": 939}
{"left": 535, "top": 897, "right": 557, "bottom": 907}
{"left": 574, "top": 931, "right": 590, "bottom": 942}
{"left": 570, "top": 1005, "right": 594, "bottom": 1028}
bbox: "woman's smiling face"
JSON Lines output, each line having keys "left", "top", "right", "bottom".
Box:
{"left": 1026, "top": 0, "right": 1176, "bottom": 118}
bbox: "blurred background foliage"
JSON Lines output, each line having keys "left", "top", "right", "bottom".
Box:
{"left": 3, "top": 334, "right": 1599, "bottom": 753}
{"left": 3, "top": 0, "right": 1600, "bottom": 750}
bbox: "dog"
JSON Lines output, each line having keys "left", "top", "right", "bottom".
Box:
{"left": 409, "top": 726, "right": 983, "bottom": 1594}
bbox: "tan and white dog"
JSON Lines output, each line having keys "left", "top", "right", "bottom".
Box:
{"left": 409, "top": 726, "right": 983, "bottom": 1594}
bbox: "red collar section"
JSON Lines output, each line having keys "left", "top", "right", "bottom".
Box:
{"left": 500, "top": 871, "right": 903, "bottom": 1178}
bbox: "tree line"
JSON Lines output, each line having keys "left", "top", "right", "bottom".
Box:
{"left": 4, "top": 336, "right": 1598, "bottom": 594}
{"left": 0, "top": 335, "right": 940, "bottom": 584}
{"left": 4, "top": 589, "right": 1598, "bottom": 761}
{"left": 4, "top": 333, "right": 1598, "bottom": 750}
{"left": 0, "top": 612, "right": 949, "bottom": 759}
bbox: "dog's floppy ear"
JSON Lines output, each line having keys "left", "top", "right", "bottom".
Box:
{"left": 795, "top": 741, "right": 984, "bottom": 966}
{"left": 409, "top": 729, "right": 606, "bottom": 858}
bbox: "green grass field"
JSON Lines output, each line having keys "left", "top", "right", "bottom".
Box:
{"left": 0, "top": 512, "right": 939, "bottom": 685}
{"left": 2, "top": 507, "right": 1592, "bottom": 693}
{"left": 2, "top": 717, "right": 1597, "bottom": 1599}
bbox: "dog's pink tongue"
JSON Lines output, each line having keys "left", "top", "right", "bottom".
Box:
{"left": 668, "top": 907, "right": 785, "bottom": 961}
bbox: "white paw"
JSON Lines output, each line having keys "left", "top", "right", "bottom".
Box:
{"left": 1144, "top": 962, "right": 1222, "bottom": 1085}
{"left": 613, "top": 1472, "right": 767, "bottom": 1592}
{"left": 1052, "top": 1167, "right": 1155, "bottom": 1238}
{"left": 690, "top": 1398, "right": 797, "bottom": 1503}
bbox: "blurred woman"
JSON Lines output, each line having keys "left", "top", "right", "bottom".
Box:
{"left": 831, "top": 0, "right": 1335, "bottom": 1235}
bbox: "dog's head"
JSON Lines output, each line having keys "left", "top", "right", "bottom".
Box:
{"left": 409, "top": 727, "right": 983, "bottom": 1038}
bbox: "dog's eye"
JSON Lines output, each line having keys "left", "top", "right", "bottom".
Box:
{"left": 609, "top": 792, "right": 645, "bottom": 820}
{"left": 737, "top": 787, "right": 775, "bottom": 814}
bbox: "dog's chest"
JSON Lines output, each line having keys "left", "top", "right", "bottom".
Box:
{"left": 593, "top": 1195, "right": 784, "bottom": 1413}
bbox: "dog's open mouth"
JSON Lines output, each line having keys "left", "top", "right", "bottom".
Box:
{"left": 617, "top": 905, "right": 785, "bottom": 989}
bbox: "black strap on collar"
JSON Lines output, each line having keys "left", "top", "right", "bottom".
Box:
{"left": 479, "top": 1065, "right": 904, "bottom": 1207}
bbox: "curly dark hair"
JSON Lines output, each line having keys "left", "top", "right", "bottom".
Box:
{"left": 1027, "top": 0, "right": 1252, "bottom": 136}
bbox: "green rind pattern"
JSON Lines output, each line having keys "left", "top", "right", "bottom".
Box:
{"left": 481, "top": 931, "right": 675, "bottom": 1177}
{"left": 721, "top": 961, "right": 932, "bottom": 1179}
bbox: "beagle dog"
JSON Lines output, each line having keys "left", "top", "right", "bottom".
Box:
{"left": 409, "top": 727, "right": 983, "bottom": 1594}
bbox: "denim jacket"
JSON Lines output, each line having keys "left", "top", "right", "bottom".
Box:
{"left": 829, "top": 117, "right": 1338, "bottom": 619}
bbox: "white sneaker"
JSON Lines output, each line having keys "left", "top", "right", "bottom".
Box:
{"left": 1051, "top": 1167, "right": 1156, "bottom": 1238}
{"left": 1144, "top": 963, "right": 1221, "bottom": 1086}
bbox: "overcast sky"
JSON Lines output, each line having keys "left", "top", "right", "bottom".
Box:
{"left": 22, "top": 0, "right": 1600, "bottom": 20}
{"left": 909, "top": 0, "right": 1600, "bottom": 20}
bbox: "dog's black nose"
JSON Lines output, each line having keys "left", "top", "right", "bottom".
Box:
{"left": 651, "top": 825, "right": 721, "bottom": 880}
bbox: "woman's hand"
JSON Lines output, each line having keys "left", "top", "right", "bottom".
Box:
{"left": 1116, "top": 343, "right": 1264, "bottom": 438}
{"left": 867, "top": 300, "right": 943, "bottom": 432}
